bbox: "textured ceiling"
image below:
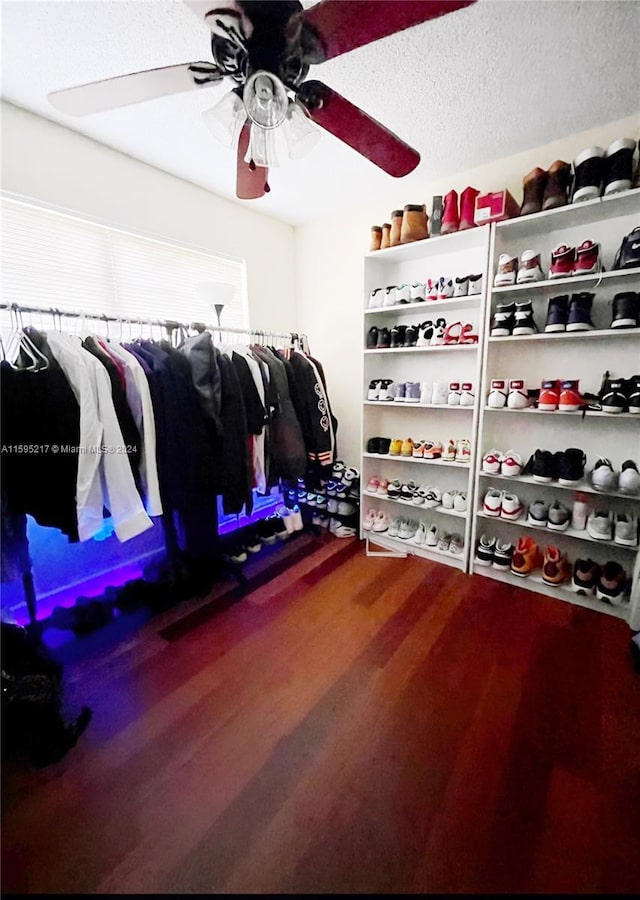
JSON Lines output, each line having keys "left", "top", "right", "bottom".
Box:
{"left": 1, "top": 0, "right": 639, "bottom": 225}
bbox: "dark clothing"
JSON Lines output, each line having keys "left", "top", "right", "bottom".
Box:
{"left": 232, "top": 352, "right": 267, "bottom": 436}
{"left": 287, "top": 351, "right": 336, "bottom": 467}
{"left": 218, "top": 353, "right": 253, "bottom": 516}
{"left": 180, "top": 332, "right": 223, "bottom": 446}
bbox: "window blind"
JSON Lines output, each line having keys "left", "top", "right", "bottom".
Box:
{"left": 1, "top": 196, "right": 248, "bottom": 329}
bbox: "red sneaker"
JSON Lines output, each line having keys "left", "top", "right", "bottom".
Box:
{"left": 558, "top": 379, "right": 584, "bottom": 412}
{"left": 538, "top": 379, "right": 561, "bottom": 411}
{"left": 459, "top": 186, "right": 479, "bottom": 230}
{"left": 573, "top": 239, "right": 602, "bottom": 276}
{"left": 549, "top": 244, "right": 575, "bottom": 279}
{"left": 441, "top": 189, "right": 460, "bottom": 235}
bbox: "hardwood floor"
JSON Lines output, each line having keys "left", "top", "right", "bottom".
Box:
{"left": 2, "top": 535, "right": 639, "bottom": 894}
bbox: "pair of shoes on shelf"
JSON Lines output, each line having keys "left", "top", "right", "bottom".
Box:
{"left": 591, "top": 458, "right": 640, "bottom": 494}
{"left": 494, "top": 241, "right": 602, "bottom": 287}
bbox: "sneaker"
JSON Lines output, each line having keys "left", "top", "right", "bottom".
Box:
{"left": 557, "top": 447, "right": 586, "bottom": 485}
{"left": 501, "top": 450, "right": 523, "bottom": 476}
{"left": 511, "top": 535, "right": 542, "bottom": 577}
{"left": 603, "top": 138, "right": 636, "bottom": 195}
{"left": 512, "top": 299, "right": 537, "bottom": 335}
{"left": 566, "top": 292, "right": 595, "bottom": 331}
{"left": 372, "top": 511, "right": 391, "bottom": 533}
{"left": 516, "top": 249, "right": 544, "bottom": 283}
{"left": 614, "top": 512, "right": 638, "bottom": 547}
{"left": 389, "top": 438, "right": 403, "bottom": 456}
{"left": 626, "top": 374, "right": 640, "bottom": 413}
{"left": 390, "top": 325, "right": 407, "bottom": 348}
{"left": 423, "top": 440, "right": 443, "bottom": 459}
{"left": 437, "top": 277, "right": 454, "bottom": 299}
{"left": 367, "top": 379, "right": 381, "bottom": 401}
{"left": 572, "top": 146, "right": 605, "bottom": 202}
{"left": 413, "top": 486, "right": 427, "bottom": 505}
{"left": 414, "top": 521, "right": 428, "bottom": 546}
{"left": 572, "top": 558, "right": 600, "bottom": 595}
{"left": 482, "top": 449, "right": 503, "bottom": 474}
{"left": 453, "top": 276, "right": 469, "bottom": 297}
{"left": 426, "top": 523, "right": 438, "bottom": 546}
{"left": 586, "top": 509, "right": 613, "bottom": 541}
{"left": 376, "top": 478, "right": 389, "bottom": 496}
{"left": 441, "top": 489, "right": 456, "bottom": 509}
{"left": 490, "top": 301, "right": 516, "bottom": 336}
{"left": 507, "top": 378, "right": 530, "bottom": 409}
{"left": 400, "top": 482, "right": 417, "bottom": 503}
{"left": 425, "top": 279, "right": 438, "bottom": 301}
{"left": 601, "top": 376, "right": 627, "bottom": 413}
{"left": 455, "top": 439, "right": 471, "bottom": 464}
{"left": 363, "top": 509, "right": 377, "bottom": 531}
{"left": 244, "top": 527, "right": 264, "bottom": 552}
{"left": 437, "top": 533, "right": 451, "bottom": 553}
{"left": 494, "top": 253, "right": 518, "bottom": 287}
{"left": 542, "top": 546, "right": 571, "bottom": 586}
{"left": 405, "top": 382, "right": 421, "bottom": 403}
{"left": 487, "top": 379, "right": 508, "bottom": 408}
{"left": 368, "top": 288, "right": 384, "bottom": 309}
{"left": 366, "top": 327, "right": 379, "bottom": 349}
{"left": 430, "top": 318, "right": 446, "bottom": 346}
{"left": 547, "top": 500, "right": 571, "bottom": 531}
{"left": 393, "top": 382, "right": 407, "bottom": 402}
{"left": 257, "top": 517, "right": 279, "bottom": 544}
{"left": 417, "top": 321, "right": 434, "bottom": 346}
{"left": 398, "top": 519, "right": 418, "bottom": 540}
{"left": 447, "top": 382, "right": 461, "bottom": 406}
{"left": 613, "top": 226, "right": 640, "bottom": 271}
{"left": 412, "top": 441, "right": 426, "bottom": 459}
{"left": 468, "top": 274, "right": 483, "bottom": 295}
{"left": 442, "top": 439, "right": 457, "bottom": 462}
{"left": 403, "top": 326, "right": 418, "bottom": 348}
{"left": 558, "top": 379, "right": 584, "bottom": 412}
{"left": 525, "top": 448, "right": 556, "bottom": 482}
{"left": 501, "top": 492, "right": 524, "bottom": 521}
{"left": 378, "top": 380, "right": 395, "bottom": 401}
{"left": 460, "top": 382, "right": 475, "bottom": 406}
{"left": 591, "top": 457, "right": 617, "bottom": 491}
{"left": 492, "top": 540, "right": 514, "bottom": 570}
{"left": 410, "top": 282, "right": 426, "bottom": 301}
{"left": 538, "top": 378, "right": 561, "bottom": 410}
{"left": 453, "top": 492, "right": 468, "bottom": 512}
{"left": 549, "top": 244, "right": 576, "bottom": 279}
{"left": 483, "top": 488, "right": 502, "bottom": 516}
{"left": 596, "top": 561, "right": 629, "bottom": 604}
{"left": 424, "top": 485, "right": 442, "bottom": 509}
{"left": 401, "top": 438, "right": 415, "bottom": 457}
{"left": 610, "top": 291, "right": 640, "bottom": 329}
{"left": 619, "top": 460, "right": 640, "bottom": 495}
{"left": 334, "top": 524, "right": 357, "bottom": 538}
{"left": 383, "top": 285, "right": 397, "bottom": 307}
{"left": 396, "top": 284, "right": 411, "bottom": 304}
{"left": 527, "top": 499, "right": 549, "bottom": 527}
{"left": 387, "top": 479, "right": 402, "bottom": 499}
{"left": 419, "top": 381, "right": 433, "bottom": 404}
{"left": 449, "top": 534, "right": 464, "bottom": 556}
{"left": 545, "top": 295, "right": 569, "bottom": 332}
{"left": 573, "top": 240, "right": 601, "bottom": 276}
{"left": 376, "top": 326, "right": 391, "bottom": 349}
{"left": 337, "top": 500, "right": 357, "bottom": 517}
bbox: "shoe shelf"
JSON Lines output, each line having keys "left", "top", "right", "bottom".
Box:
{"left": 365, "top": 344, "right": 476, "bottom": 355}
{"left": 472, "top": 563, "right": 629, "bottom": 621}
{"left": 363, "top": 452, "right": 471, "bottom": 468}
{"left": 362, "top": 490, "right": 467, "bottom": 519}
{"left": 492, "top": 267, "right": 640, "bottom": 296}
{"left": 367, "top": 532, "right": 466, "bottom": 570}
{"left": 475, "top": 509, "right": 637, "bottom": 552}
{"left": 488, "top": 327, "right": 640, "bottom": 343}
{"left": 483, "top": 406, "right": 640, "bottom": 419}
{"left": 364, "top": 296, "right": 482, "bottom": 316}
{"left": 362, "top": 223, "right": 491, "bottom": 573}
{"left": 363, "top": 401, "right": 473, "bottom": 411}
{"left": 478, "top": 470, "right": 640, "bottom": 502}
{"left": 493, "top": 187, "right": 640, "bottom": 237}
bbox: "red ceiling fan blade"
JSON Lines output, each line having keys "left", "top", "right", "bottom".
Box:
{"left": 236, "top": 123, "right": 269, "bottom": 199}
{"left": 297, "top": 81, "right": 419, "bottom": 177}
{"left": 48, "top": 62, "right": 223, "bottom": 116}
{"left": 303, "top": 0, "right": 476, "bottom": 61}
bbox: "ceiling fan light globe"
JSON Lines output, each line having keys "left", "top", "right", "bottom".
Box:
{"left": 243, "top": 70, "right": 288, "bottom": 130}
{"left": 202, "top": 90, "right": 246, "bottom": 148}
{"left": 283, "top": 102, "right": 321, "bottom": 160}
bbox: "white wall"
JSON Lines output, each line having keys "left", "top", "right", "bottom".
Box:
{"left": 0, "top": 101, "right": 296, "bottom": 333}
{"left": 295, "top": 113, "right": 640, "bottom": 466}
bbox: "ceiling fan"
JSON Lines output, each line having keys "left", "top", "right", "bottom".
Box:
{"left": 48, "top": 0, "right": 476, "bottom": 200}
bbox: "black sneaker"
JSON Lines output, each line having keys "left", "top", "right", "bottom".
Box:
{"left": 625, "top": 374, "right": 640, "bottom": 413}
{"left": 545, "top": 295, "right": 569, "bottom": 333}
{"left": 601, "top": 376, "right": 628, "bottom": 413}
{"left": 244, "top": 527, "right": 262, "bottom": 553}
{"left": 366, "top": 326, "right": 379, "bottom": 349}
{"left": 390, "top": 325, "right": 407, "bottom": 348}
{"left": 270, "top": 516, "right": 289, "bottom": 542}
{"left": 513, "top": 299, "right": 538, "bottom": 335}
{"left": 556, "top": 447, "right": 586, "bottom": 486}
{"left": 603, "top": 138, "right": 637, "bottom": 195}
{"left": 610, "top": 291, "right": 639, "bottom": 329}
{"left": 224, "top": 537, "right": 249, "bottom": 563}
{"left": 404, "top": 324, "right": 418, "bottom": 347}
{"left": 613, "top": 226, "right": 640, "bottom": 270}
{"left": 490, "top": 301, "right": 515, "bottom": 336}
{"left": 572, "top": 146, "right": 605, "bottom": 203}
{"left": 523, "top": 448, "right": 557, "bottom": 482}
{"left": 567, "top": 292, "right": 595, "bottom": 331}
{"left": 376, "top": 327, "right": 391, "bottom": 349}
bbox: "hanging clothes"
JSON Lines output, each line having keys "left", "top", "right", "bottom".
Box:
{"left": 217, "top": 352, "right": 253, "bottom": 516}
{"left": 285, "top": 349, "right": 337, "bottom": 470}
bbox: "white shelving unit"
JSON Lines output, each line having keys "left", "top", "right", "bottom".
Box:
{"left": 472, "top": 189, "right": 640, "bottom": 623}
{"left": 361, "top": 226, "right": 491, "bottom": 570}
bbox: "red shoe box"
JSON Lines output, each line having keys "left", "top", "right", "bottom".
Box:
{"left": 474, "top": 190, "right": 520, "bottom": 225}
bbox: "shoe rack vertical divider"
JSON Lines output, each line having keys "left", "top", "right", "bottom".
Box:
{"left": 470, "top": 188, "right": 640, "bottom": 625}
{"left": 361, "top": 225, "right": 491, "bottom": 572}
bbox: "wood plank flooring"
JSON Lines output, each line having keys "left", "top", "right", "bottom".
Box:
{"left": 2, "top": 535, "right": 640, "bottom": 894}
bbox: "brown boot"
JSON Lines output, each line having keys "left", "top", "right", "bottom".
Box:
{"left": 400, "top": 204, "right": 429, "bottom": 243}
{"left": 520, "top": 166, "right": 548, "bottom": 216}
{"left": 542, "top": 160, "right": 571, "bottom": 210}
{"left": 389, "top": 210, "right": 403, "bottom": 246}
{"left": 380, "top": 223, "right": 391, "bottom": 249}
{"left": 370, "top": 225, "right": 382, "bottom": 251}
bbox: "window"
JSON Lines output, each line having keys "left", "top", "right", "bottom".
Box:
{"left": 0, "top": 195, "right": 248, "bottom": 330}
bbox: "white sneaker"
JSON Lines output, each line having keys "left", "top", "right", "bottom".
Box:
{"left": 586, "top": 509, "right": 613, "bottom": 541}
{"left": 619, "top": 460, "right": 640, "bottom": 495}
{"left": 426, "top": 279, "right": 438, "bottom": 301}
{"left": 277, "top": 505, "right": 296, "bottom": 534}
{"left": 437, "top": 533, "right": 451, "bottom": 553}
{"left": 501, "top": 492, "right": 524, "bottom": 521}
{"left": 500, "top": 450, "right": 523, "bottom": 476}
{"left": 516, "top": 250, "right": 544, "bottom": 283}
{"left": 424, "top": 486, "right": 442, "bottom": 509}
{"left": 449, "top": 534, "right": 464, "bottom": 556}
{"left": 419, "top": 382, "right": 433, "bottom": 405}
{"left": 383, "top": 285, "right": 396, "bottom": 307}
{"left": 414, "top": 521, "right": 428, "bottom": 546}
{"left": 417, "top": 322, "right": 433, "bottom": 346}
{"left": 430, "top": 320, "right": 446, "bottom": 346}
{"left": 487, "top": 379, "right": 508, "bottom": 408}
{"left": 460, "top": 382, "right": 475, "bottom": 406}
{"left": 426, "top": 523, "right": 438, "bottom": 546}
{"left": 590, "top": 458, "right": 617, "bottom": 492}
{"left": 483, "top": 488, "right": 502, "bottom": 516}
{"left": 494, "top": 254, "right": 518, "bottom": 287}
{"left": 432, "top": 381, "right": 448, "bottom": 405}
{"left": 290, "top": 506, "right": 304, "bottom": 531}
{"left": 367, "top": 379, "right": 381, "bottom": 401}
{"left": 437, "top": 277, "right": 454, "bottom": 299}
{"left": 614, "top": 512, "right": 638, "bottom": 546}
{"left": 368, "top": 288, "right": 384, "bottom": 309}
{"left": 410, "top": 282, "right": 426, "bottom": 302}
{"left": 378, "top": 380, "right": 396, "bottom": 402}
{"left": 447, "top": 382, "right": 461, "bottom": 406}
{"left": 468, "top": 274, "right": 483, "bottom": 295}
{"left": 482, "top": 449, "right": 503, "bottom": 474}
{"left": 507, "top": 379, "right": 530, "bottom": 410}
{"left": 453, "top": 492, "right": 467, "bottom": 512}
{"left": 453, "top": 276, "right": 469, "bottom": 297}
{"left": 396, "top": 284, "right": 411, "bottom": 304}
{"left": 442, "top": 489, "right": 456, "bottom": 509}
{"left": 455, "top": 439, "right": 471, "bottom": 464}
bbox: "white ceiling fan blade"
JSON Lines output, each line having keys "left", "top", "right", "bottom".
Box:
{"left": 48, "top": 62, "right": 222, "bottom": 116}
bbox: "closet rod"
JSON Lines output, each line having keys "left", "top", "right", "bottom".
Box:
{"left": 0, "top": 302, "right": 306, "bottom": 344}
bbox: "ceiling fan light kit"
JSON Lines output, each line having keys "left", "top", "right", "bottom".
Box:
{"left": 46, "top": 0, "right": 477, "bottom": 200}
